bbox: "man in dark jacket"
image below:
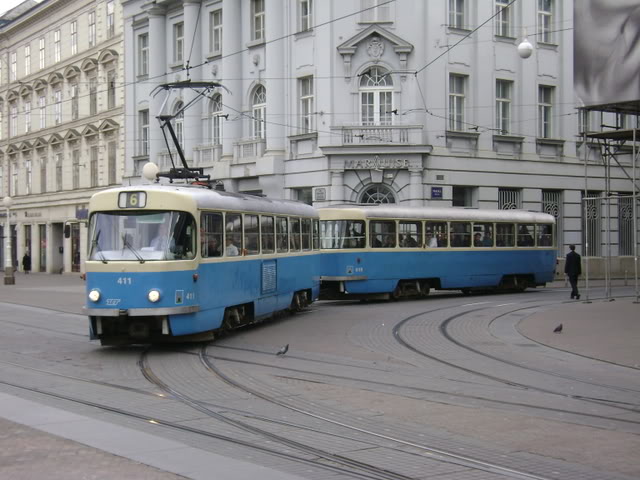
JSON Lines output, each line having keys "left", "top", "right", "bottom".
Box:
{"left": 564, "top": 244, "right": 582, "bottom": 299}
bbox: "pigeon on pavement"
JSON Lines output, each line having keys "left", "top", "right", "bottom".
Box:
{"left": 553, "top": 324, "right": 563, "bottom": 333}
{"left": 276, "top": 344, "right": 289, "bottom": 356}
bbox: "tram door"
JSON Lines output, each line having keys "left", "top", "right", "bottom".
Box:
{"left": 10, "top": 225, "right": 17, "bottom": 269}
{"left": 71, "top": 223, "right": 81, "bottom": 273}
{"left": 39, "top": 224, "right": 47, "bottom": 272}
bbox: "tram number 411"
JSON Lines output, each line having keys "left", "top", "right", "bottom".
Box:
{"left": 117, "top": 277, "right": 133, "bottom": 285}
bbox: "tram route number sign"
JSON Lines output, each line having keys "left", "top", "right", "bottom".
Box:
{"left": 118, "top": 191, "right": 147, "bottom": 208}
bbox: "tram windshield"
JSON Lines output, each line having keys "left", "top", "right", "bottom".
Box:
{"left": 88, "top": 211, "right": 196, "bottom": 262}
{"left": 320, "top": 220, "right": 365, "bottom": 249}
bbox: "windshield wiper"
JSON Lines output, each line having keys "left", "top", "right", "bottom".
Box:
{"left": 91, "top": 231, "right": 107, "bottom": 264}
{"left": 122, "top": 234, "right": 145, "bottom": 264}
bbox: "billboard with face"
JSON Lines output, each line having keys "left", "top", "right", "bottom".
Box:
{"left": 574, "top": 1, "right": 640, "bottom": 108}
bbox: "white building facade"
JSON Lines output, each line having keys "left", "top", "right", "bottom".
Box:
{"left": 122, "top": 0, "right": 637, "bottom": 271}
{"left": 0, "top": 0, "right": 124, "bottom": 274}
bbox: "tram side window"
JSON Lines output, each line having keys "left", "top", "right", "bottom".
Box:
{"left": 313, "top": 220, "right": 320, "bottom": 250}
{"left": 244, "top": 214, "right": 260, "bottom": 255}
{"left": 169, "top": 215, "right": 197, "bottom": 259}
{"left": 261, "top": 216, "right": 275, "bottom": 253}
{"left": 320, "top": 220, "right": 365, "bottom": 249}
{"left": 370, "top": 220, "right": 396, "bottom": 248}
{"left": 496, "top": 223, "right": 515, "bottom": 247}
{"left": 450, "top": 222, "right": 471, "bottom": 247}
{"left": 276, "top": 217, "right": 289, "bottom": 253}
{"left": 425, "top": 221, "right": 447, "bottom": 247}
{"left": 473, "top": 223, "right": 494, "bottom": 247}
{"left": 201, "top": 212, "right": 223, "bottom": 257}
{"left": 517, "top": 224, "right": 535, "bottom": 247}
{"left": 537, "top": 224, "right": 553, "bottom": 246}
{"left": 225, "top": 214, "right": 243, "bottom": 256}
{"left": 301, "top": 218, "right": 312, "bottom": 250}
{"left": 290, "top": 218, "right": 301, "bottom": 251}
{"left": 399, "top": 221, "right": 421, "bottom": 248}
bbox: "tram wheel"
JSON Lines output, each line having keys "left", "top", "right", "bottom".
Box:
{"left": 223, "top": 308, "right": 241, "bottom": 330}
{"left": 290, "top": 291, "right": 308, "bottom": 312}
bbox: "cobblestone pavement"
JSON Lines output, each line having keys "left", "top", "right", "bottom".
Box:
{"left": 0, "top": 273, "right": 638, "bottom": 479}
{"left": 0, "top": 417, "right": 186, "bottom": 480}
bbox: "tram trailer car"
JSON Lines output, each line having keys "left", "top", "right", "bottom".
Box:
{"left": 84, "top": 185, "right": 320, "bottom": 345}
{"left": 318, "top": 205, "right": 556, "bottom": 300}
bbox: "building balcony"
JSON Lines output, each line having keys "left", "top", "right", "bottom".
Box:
{"left": 328, "top": 123, "right": 423, "bottom": 146}
{"left": 193, "top": 143, "right": 222, "bottom": 166}
{"left": 233, "top": 137, "right": 266, "bottom": 163}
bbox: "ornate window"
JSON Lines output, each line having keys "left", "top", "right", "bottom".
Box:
{"left": 251, "top": 0, "right": 265, "bottom": 42}
{"left": 88, "top": 11, "right": 96, "bottom": 47}
{"left": 24, "top": 101, "right": 31, "bottom": 133}
{"left": 106, "top": 1, "right": 115, "bottom": 38}
{"left": 537, "top": 0, "right": 553, "bottom": 43}
{"left": 299, "top": 0, "right": 312, "bottom": 31}
{"left": 495, "top": 0, "right": 511, "bottom": 37}
{"left": 10, "top": 52, "right": 17, "bottom": 81}
{"left": 360, "top": 184, "right": 396, "bottom": 204}
{"left": 173, "top": 101, "right": 184, "bottom": 148}
{"left": 209, "top": 94, "right": 223, "bottom": 145}
{"left": 299, "top": 77, "right": 314, "bottom": 133}
{"left": 538, "top": 85, "right": 554, "bottom": 138}
{"left": 138, "top": 34, "right": 148, "bottom": 76}
{"left": 39, "top": 38, "right": 45, "bottom": 70}
{"left": 210, "top": 10, "right": 222, "bottom": 55}
{"left": 40, "top": 157, "right": 47, "bottom": 193}
{"left": 449, "top": 0, "right": 466, "bottom": 29}
{"left": 496, "top": 79, "right": 512, "bottom": 134}
{"left": 173, "top": 22, "right": 184, "bottom": 63}
{"left": 139, "top": 109, "right": 149, "bottom": 155}
{"left": 449, "top": 74, "right": 467, "bottom": 131}
{"left": 54, "top": 29, "right": 61, "bottom": 63}
{"left": 359, "top": 66, "right": 393, "bottom": 126}
{"left": 71, "top": 21, "right": 78, "bottom": 55}
{"left": 89, "top": 77, "right": 97, "bottom": 115}
{"left": 498, "top": 188, "right": 521, "bottom": 210}
{"left": 252, "top": 85, "right": 266, "bottom": 139}
{"left": 24, "top": 45, "right": 31, "bottom": 76}
{"left": 361, "top": 0, "right": 390, "bottom": 22}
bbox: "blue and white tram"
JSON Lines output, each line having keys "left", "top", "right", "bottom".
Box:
{"left": 318, "top": 205, "right": 556, "bottom": 299}
{"left": 84, "top": 185, "right": 320, "bottom": 345}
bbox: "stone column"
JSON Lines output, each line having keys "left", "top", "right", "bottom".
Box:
{"left": 330, "top": 171, "right": 345, "bottom": 204}
{"left": 264, "top": 0, "right": 285, "bottom": 153}
{"left": 409, "top": 169, "right": 423, "bottom": 206}
{"left": 182, "top": 0, "right": 203, "bottom": 163}
{"left": 221, "top": 0, "right": 242, "bottom": 160}
{"left": 146, "top": 5, "right": 167, "bottom": 164}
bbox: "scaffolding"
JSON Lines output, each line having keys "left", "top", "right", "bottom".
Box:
{"left": 581, "top": 106, "right": 640, "bottom": 303}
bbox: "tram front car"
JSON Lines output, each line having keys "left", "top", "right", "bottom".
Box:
{"left": 84, "top": 186, "right": 203, "bottom": 345}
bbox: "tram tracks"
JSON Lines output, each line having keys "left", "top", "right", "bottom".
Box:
{"left": 196, "top": 350, "right": 640, "bottom": 428}
{"left": 196, "top": 344, "right": 567, "bottom": 480}
{"left": 1, "top": 292, "right": 637, "bottom": 479}
{"left": 139, "top": 349, "right": 422, "bottom": 480}
{"left": 392, "top": 298, "right": 640, "bottom": 417}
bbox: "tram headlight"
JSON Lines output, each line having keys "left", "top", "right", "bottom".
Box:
{"left": 88, "top": 289, "right": 101, "bottom": 302}
{"left": 148, "top": 289, "right": 161, "bottom": 303}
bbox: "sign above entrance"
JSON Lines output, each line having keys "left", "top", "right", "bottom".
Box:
{"left": 345, "top": 156, "right": 409, "bottom": 170}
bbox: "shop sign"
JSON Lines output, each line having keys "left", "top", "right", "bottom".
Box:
{"left": 345, "top": 156, "right": 409, "bottom": 170}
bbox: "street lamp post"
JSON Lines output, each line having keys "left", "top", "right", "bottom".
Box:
{"left": 3, "top": 196, "right": 14, "bottom": 285}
